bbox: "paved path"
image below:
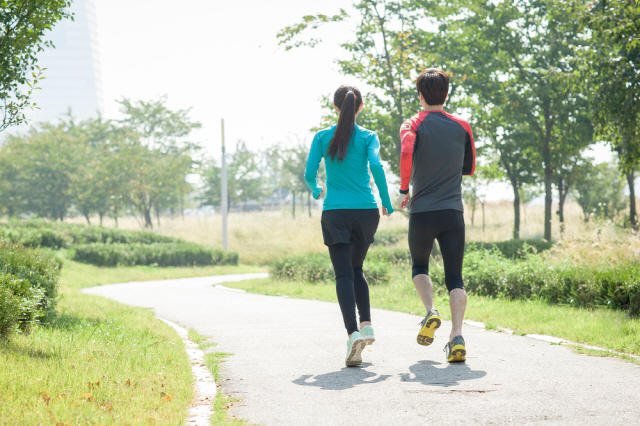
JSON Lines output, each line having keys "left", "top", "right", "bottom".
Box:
{"left": 83, "top": 274, "right": 640, "bottom": 426}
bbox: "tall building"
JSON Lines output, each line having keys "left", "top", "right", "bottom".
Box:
{"left": 27, "top": 0, "right": 103, "bottom": 124}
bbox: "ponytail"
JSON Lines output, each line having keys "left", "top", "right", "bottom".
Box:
{"left": 328, "top": 85, "right": 363, "bottom": 161}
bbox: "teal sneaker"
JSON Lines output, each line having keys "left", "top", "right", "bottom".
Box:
{"left": 444, "top": 335, "right": 466, "bottom": 362}
{"left": 360, "top": 325, "right": 375, "bottom": 346}
{"left": 417, "top": 308, "right": 441, "bottom": 346}
{"left": 345, "top": 331, "right": 365, "bottom": 367}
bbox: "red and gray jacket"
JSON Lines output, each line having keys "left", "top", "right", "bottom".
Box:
{"left": 399, "top": 110, "right": 475, "bottom": 213}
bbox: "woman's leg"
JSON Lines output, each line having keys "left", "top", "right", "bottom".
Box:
{"left": 328, "top": 243, "right": 358, "bottom": 336}
{"left": 350, "top": 241, "right": 371, "bottom": 327}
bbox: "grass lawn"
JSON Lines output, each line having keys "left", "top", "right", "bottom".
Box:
{"left": 0, "top": 260, "right": 266, "bottom": 426}
{"left": 224, "top": 276, "right": 640, "bottom": 358}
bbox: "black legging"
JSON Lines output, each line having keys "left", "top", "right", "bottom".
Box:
{"left": 328, "top": 242, "right": 372, "bottom": 335}
{"left": 408, "top": 209, "right": 466, "bottom": 292}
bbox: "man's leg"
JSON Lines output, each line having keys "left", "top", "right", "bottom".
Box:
{"left": 413, "top": 274, "right": 435, "bottom": 312}
{"left": 436, "top": 225, "right": 467, "bottom": 341}
{"left": 408, "top": 212, "right": 436, "bottom": 313}
{"left": 449, "top": 288, "right": 467, "bottom": 341}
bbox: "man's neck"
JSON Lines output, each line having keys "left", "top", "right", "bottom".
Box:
{"left": 423, "top": 104, "right": 444, "bottom": 112}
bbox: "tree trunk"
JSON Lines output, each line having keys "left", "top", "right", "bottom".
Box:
{"left": 144, "top": 208, "right": 153, "bottom": 228}
{"left": 84, "top": 213, "right": 91, "bottom": 225}
{"left": 512, "top": 181, "right": 520, "bottom": 240}
{"left": 99, "top": 213, "right": 103, "bottom": 227}
{"left": 482, "top": 201, "right": 486, "bottom": 234}
{"left": 627, "top": 169, "right": 637, "bottom": 229}
{"left": 156, "top": 207, "right": 161, "bottom": 227}
{"left": 292, "top": 191, "right": 296, "bottom": 218}
{"left": 543, "top": 143, "right": 553, "bottom": 241}
{"left": 557, "top": 178, "right": 565, "bottom": 224}
{"left": 114, "top": 204, "right": 119, "bottom": 229}
{"left": 308, "top": 191, "right": 311, "bottom": 217}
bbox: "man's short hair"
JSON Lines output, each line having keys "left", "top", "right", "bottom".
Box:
{"left": 416, "top": 68, "right": 449, "bottom": 106}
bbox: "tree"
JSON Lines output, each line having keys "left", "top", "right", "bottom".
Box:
{"left": 581, "top": 0, "right": 640, "bottom": 228}
{"left": 574, "top": 159, "right": 626, "bottom": 222}
{"left": 117, "top": 97, "right": 201, "bottom": 227}
{"left": 433, "top": 0, "right": 594, "bottom": 241}
{"left": 0, "top": 0, "right": 72, "bottom": 133}
{"left": 278, "top": 1, "right": 460, "bottom": 171}
{"left": 473, "top": 103, "right": 540, "bottom": 239}
{"left": 1, "top": 124, "right": 78, "bottom": 221}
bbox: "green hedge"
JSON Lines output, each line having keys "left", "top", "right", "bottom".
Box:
{"left": 429, "top": 249, "right": 640, "bottom": 317}
{"left": 271, "top": 250, "right": 390, "bottom": 285}
{"left": 465, "top": 239, "right": 553, "bottom": 258}
{"left": 0, "top": 273, "right": 45, "bottom": 338}
{"left": 72, "top": 243, "right": 239, "bottom": 267}
{"left": 0, "top": 219, "right": 177, "bottom": 249}
{"left": 0, "top": 243, "right": 60, "bottom": 336}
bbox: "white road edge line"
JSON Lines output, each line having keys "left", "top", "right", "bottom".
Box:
{"left": 463, "top": 319, "right": 639, "bottom": 360}
{"left": 158, "top": 318, "right": 216, "bottom": 426}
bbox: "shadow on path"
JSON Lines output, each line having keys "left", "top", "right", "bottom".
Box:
{"left": 399, "top": 360, "right": 487, "bottom": 387}
{"left": 293, "top": 364, "right": 391, "bottom": 390}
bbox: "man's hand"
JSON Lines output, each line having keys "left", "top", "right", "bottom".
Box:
{"left": 397, "top": 193, "right": 410, "bottom": 209}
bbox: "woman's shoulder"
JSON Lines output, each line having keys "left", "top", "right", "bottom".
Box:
{"left": 315, "top": 124, "right": 337, "bottom": 140}
{"left": 355, "top": 125, "right": 378, "bottom": 143}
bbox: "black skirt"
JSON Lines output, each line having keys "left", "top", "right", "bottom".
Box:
{"left": 321, "top": 208, "right": 380, "bottom": 246}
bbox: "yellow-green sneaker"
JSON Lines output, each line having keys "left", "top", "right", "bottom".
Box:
{"left": 360, "top": 325, "right": 375, "bottom": 345}
{"left": 444, "top": 335, "right": 466, "bottom": 362}
{"left": 345, "top": 331, "right": 365, "bottom": 367}
{"left": 417, "top": 308, "right": 441, "bottom": 346}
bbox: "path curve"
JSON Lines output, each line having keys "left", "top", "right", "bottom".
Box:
{"left": 83, "top": 274, "right": 640, "bottom": 426}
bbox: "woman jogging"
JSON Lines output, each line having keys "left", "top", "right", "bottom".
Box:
{"left": 305, "top": 85, "right": 394, "bottom": 367}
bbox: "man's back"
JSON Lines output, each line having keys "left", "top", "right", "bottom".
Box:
{"left": 399, "top": 110, "right": 475, "bottom": 213}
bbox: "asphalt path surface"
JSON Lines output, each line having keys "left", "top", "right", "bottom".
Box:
{"left": 83, "top": 274, "right": 640, "bottom": 426}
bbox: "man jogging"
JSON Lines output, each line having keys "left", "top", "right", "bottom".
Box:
{"left": 397, "top": 68, "right": 475, "bottom": 363}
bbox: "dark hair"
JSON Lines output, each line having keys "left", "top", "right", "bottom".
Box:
{"left": 416, "top": 68, "right": 449, "bottom": 106}
{"left": 328, "top": 85, "right": 362, "bottom": 161}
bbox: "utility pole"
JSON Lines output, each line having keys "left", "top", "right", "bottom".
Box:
{"left": 221, "top": 119, "right": 228, "bottom": 251}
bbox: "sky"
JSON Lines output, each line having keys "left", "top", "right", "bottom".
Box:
{"left": 94, "top": 0, "right": 353, "bottom": 155}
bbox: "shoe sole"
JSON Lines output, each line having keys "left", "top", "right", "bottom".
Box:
{"left": 417, "top": 315, "right": 441, "bottom": 346}
{"left": 447, "top": 345, "right": 466, "bottom": 362}
{"left": 364, "top": 337, "right": 375, "bottom": 346}
{"left": 346, "top": 339, "right": 366, "bottom": 367}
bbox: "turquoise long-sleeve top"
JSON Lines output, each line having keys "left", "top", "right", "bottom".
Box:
{"left": 304, "top": 124, "right": 394, "bottom": 212}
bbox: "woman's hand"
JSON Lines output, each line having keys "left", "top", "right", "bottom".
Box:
{"left": 382, "top": 206, "right": 392, "bottom": 217}
{"left": 317, "top": 188, "right": 325, "bottom": 200}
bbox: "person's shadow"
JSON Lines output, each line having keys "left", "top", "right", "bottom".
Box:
{"left": 293, "top": 363, "right": 392, "bottom": 391}
{"left": 400, "top": 360, "right": 487, "bottom": 387}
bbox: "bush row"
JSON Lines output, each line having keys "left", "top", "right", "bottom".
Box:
{"left": 465, "top": 239, "right": 553, "bottom": 259}
{"left": 0, "top": 219, "right": 177, "bottom": 249}
{"left": 0, "top": 243, "right": 60, "bottom": 338}
{"left": 72, "top": 243, "right": 239, "bottom": 267}
{"left": 272, "top": 244, "right": 639, "bottom": 317}
{"left": 430, "top": 249, "right": 640, "bottom": 317}
{"left": 270, "top": 248, "right": 412, "bottom": 285}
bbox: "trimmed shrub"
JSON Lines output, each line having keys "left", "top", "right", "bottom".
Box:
{"left": 371, "top": 228, "right": 406, "bottom": 246}
{"left": 72, "top": 243, "right": 238, "bottom": 267}
{"left": 0, "top": 220, "right": 177, "bottom": 248}
{"left": 429, "top": 249, "right": 640, "bottom": 317}
{"left": 0, "top": 273, "right": 45, "bottom": 338}
{"left": 0, "top": 243, "right": 60, "bottom": 324}
{"left": 466, "top": 239, "right": 553, "bottom": 259}
{"left": 271, "top": 251, "right": 390, "bottom": 285}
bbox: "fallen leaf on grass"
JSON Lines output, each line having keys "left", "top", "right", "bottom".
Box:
{"left": 42, "top": 392, "right": 51, "bottom": 405}
{"left": 80, "top": 392, "right": 93, "bottom": 401}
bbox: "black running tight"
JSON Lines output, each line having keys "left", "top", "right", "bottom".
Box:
{"left": 328, "top": 242, "right": 372, "bottom": 335}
